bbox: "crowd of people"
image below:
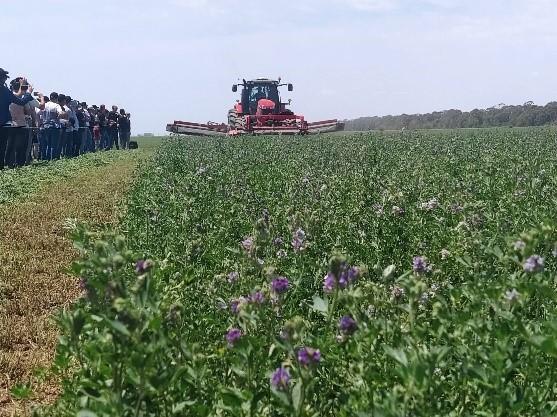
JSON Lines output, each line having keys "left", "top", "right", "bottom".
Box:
{"left": 0, "top": 68, "right": 132, "bottom": 170}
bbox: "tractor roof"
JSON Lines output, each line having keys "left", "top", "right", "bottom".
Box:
{"left": 246, "top": 78, "right": 278, "bottom": 84}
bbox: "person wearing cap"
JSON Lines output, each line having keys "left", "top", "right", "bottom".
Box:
{"left": 0, "top": 68, "right": 34, "bottom": 169}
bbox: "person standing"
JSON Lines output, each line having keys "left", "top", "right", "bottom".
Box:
{"left": 108, "top": 105, "right": 120, "bottom": 150}
{"left": 69, "top": 100, "right": 80, "bottom": 156}
{"left": 0, "top": 68, "right": 34, "bottom": 169}
{"left": 9, "top": 78, "right": 43, "bottom": 166}
{"left": 98, "top": 105, "right": 109, "bottom": 149}
{"left": 43, "top": 92, "right": 65, "bottom": 160}
{"left": 118, "top": 109, "right": 130, "bottom": 149}
{"left": 35, "top": 96, "right": 49, "bottom": 161}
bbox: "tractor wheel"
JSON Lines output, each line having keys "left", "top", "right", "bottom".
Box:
{"left": 228, "top": 109, "right": 238, "bottom": 130}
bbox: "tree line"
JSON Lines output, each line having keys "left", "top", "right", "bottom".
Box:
{"left": 344, "top": 101, "right": 557, "bottom": 131}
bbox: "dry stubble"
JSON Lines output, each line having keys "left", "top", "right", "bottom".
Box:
{"left": 0, "top": 154, "right": 142, "bottom": 416}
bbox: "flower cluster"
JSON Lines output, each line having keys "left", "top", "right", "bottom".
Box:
{"left": 339, "top": 315, "right": 358, "bottom": 336}
{"left": 135, "top": 259, "right": 153, "bottom": 274}
{"left": 420, "top": 198, "right": 439, "bottom": 211}
{"left": 227, "top": 271, "right": 239, "bottom": 284}
{"left": 291, "top": 228, "right": 307, "bottom": 252}
{"left": 270, "top": 367, "right": 290, "bottom": 391}
{"left": 412, "top": 256, "right": 431, "bottom": 274}
{"left": 523, "top": 255, "right": 544, "bottom": 273}
{"left": 271, "top": 277, "right": 290, "bottom": 294}
{"left": 297, "top": 347, "right": 321, "bottom": 367}
{"left": 226, "top": 328, "right": 242, "bottom": 347}
{"left": 322, "top": 262, "right": 361, "bottom": 293}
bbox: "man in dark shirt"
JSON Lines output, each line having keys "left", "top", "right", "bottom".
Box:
{"left": 107, "top": 105, "right": 120, "bottom": 150}
{"left": 98, "top": 105, "right": 109, "bottom": 149}
{"left": 0, "top": 68, "right": 34, "bottom": 169}
{"left": 118, "top": 109, "right": 131, "bottom": 149}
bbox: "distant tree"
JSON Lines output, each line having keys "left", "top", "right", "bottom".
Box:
{"left": 344, "top": 100, "right": 557, "bottom": 131}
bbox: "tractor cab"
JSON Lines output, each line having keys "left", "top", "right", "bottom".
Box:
{"left": 233, "top": 79, "right": 293, "bottom": 116}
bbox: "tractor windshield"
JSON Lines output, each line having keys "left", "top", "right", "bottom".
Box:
{"left": 247, "top": 84, "right": 279, "bottom": 114}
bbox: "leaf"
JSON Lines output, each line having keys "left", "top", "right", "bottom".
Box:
{"left": 384, "top": 346, "right": 408, "bottom": 367}
{"left": 172, "top": 402, "right": 188, "bottom": 413}
{"left": 491, "top": 246, "right": 504, "bottom": 259}
{"left": 311, "top": 295, "right": 328, "bottom": 315}
{"left": 292, "top": 379, "right": 303, "bottom": 412}
{"left": 382, "top": 264, "right": 396, "bottom": 280}
{"left": 108, "top": 320, "right": 131, "bottom": 336}
{"left": 271, "top": 388, "right": 291, "bottom": 407}
{"left": 10, "top": 384, "right": 32, "bottom": 400}
{"left": 77, "top": 411, "right": 98, "bottom": 417}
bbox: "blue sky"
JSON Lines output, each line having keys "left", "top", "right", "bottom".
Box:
{"left": 2, "top": 0, "right": 556, "bottom": 134}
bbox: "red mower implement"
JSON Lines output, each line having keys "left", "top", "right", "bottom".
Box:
{"left": 166, "top": 78, "right": 344, "bottom": 136}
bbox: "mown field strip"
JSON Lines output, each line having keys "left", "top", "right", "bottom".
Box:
{"left": 0, "top": 151, "right": 151, "bottom": 416}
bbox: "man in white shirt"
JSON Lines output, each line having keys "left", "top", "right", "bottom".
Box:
{"left": 43, "top": 92, "right": 65, "bottom": 160}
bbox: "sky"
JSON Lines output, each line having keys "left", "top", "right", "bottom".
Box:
{"left": 2, "top": 0, "right": 556, "bottom": 134}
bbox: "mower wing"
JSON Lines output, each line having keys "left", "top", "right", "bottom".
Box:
{"left": 166, "top": 120, "right": 228, "bottom": 137}
{"left": 307, "top": 119, "right": 345, "bottom": 134}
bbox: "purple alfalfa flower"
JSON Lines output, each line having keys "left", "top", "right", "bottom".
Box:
{"left": 297, "top": 347, "right": 321, "bottom": 367}
{"left": 347, "top": 266, "right": 360, "bottom": 284}
{"left": 292, "top": 237, "right": 303, "bottom": 252}
{"left": 230, "top": 297, "right": 247, "bottom": 315}
{"left": 271, "top": 277, "right": 289, "bottom": 294}
{"left": 323, "top": 272, "right": 336, "bottom": 293}
{"left": 249, "top": 290, "right": 265, "bottom": 305}
{"left": 270, "top": 367, "right": 290, "bottom": 391}
{"left": 227, "top": 271, "right": 239, "bottom": 284}
{"left": 339, "top": 315, "right": 358, "bottom": 335}
{"left": 291, "top": 228, "right": 306, "bottom": 252}
{"left": 412, "top": 256, "right": 429, "bottom": 274}
{"left": 241, "top": 236, "right": 254, "bottom": 252}
{"left": 523, "top": 255, "right": 544, "bottom": 273}
{"left": 276, "top": 249, "right": 287, "bottom": 258}
{"left": 226, "top": 328, "right": 242, "bottom": 347}
{"left": 135, "top": 259, "right": 153, "bottom": 274}
{"left": 273, "top": 237, "right": 284, "bottom": 247}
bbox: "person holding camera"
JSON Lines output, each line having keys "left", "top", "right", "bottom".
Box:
{"left": 0, "top": 68, "right": 35, "bottom": 169}
{"left": 7, "top": 77, "right": 44, "bottom": 167}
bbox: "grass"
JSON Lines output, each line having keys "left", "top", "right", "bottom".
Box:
{"left": 0, "top": 147, "right": 158, "bottom": 415}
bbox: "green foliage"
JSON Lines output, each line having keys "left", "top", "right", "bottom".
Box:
{"left": 345, "top": 103, "right": 557, "bottom": 130}
{"left": 41, "top": 132, "right": 557, "bottom": 416}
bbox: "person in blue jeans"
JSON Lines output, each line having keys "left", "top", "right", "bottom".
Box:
{"left": 42, "top": 92, "right": 66, "bottom": 160}
{"left": 0, "top": 68, "right": 34, "bottom": 169}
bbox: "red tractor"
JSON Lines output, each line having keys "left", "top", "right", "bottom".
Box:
{"left": 166, "top": 78, "right": 344, "bottom": 136}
